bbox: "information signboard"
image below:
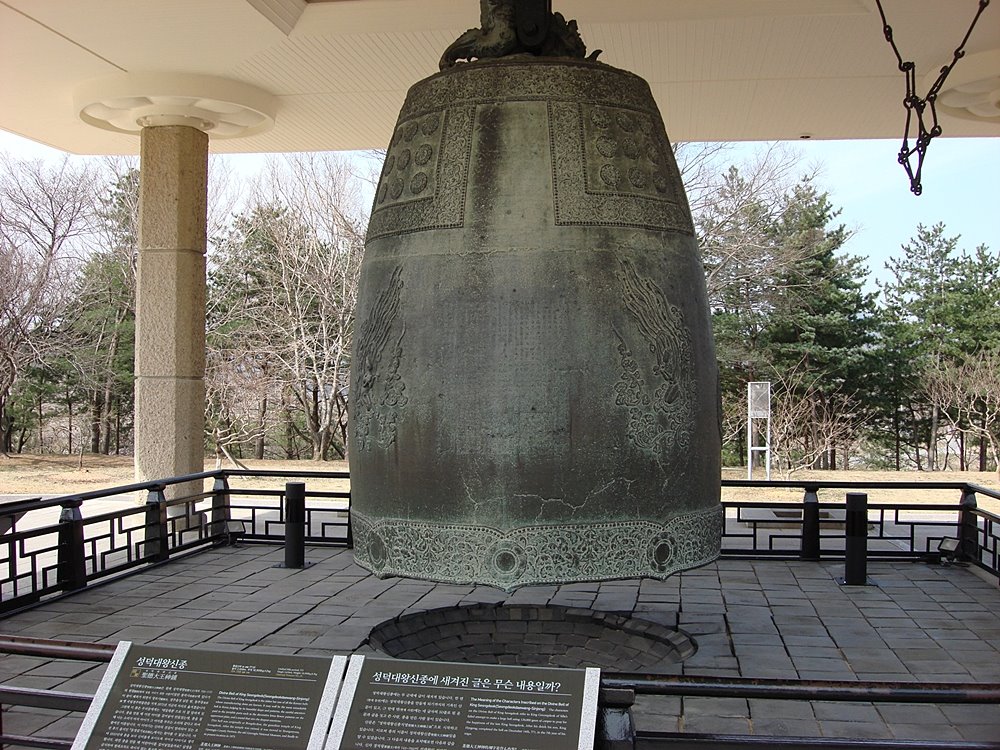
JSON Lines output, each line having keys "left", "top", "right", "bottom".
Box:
{"left": 325, "top": 655, "right": 600, "bottom": 750}
{"left": 72, "top": 642, "right": 347, "bottom": 750}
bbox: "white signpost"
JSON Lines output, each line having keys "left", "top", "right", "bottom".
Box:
{"left": 747, "top": 381, "right": 771, "bottom": 480}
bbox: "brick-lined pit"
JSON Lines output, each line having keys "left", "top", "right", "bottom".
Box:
{"left": 367, "top": 603, "right": 696, "bottom": 670}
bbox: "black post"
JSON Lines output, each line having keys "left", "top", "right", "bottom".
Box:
{"left": 212, "top": 475, "right": 230, "bottom": 537}
{"left": 57, "top": 498, "right": 87, "bottom": 592}
{"left": 842, "top": 492, "right": 868, "bottom": 586}
{"left": 801, "top": 485, "right": 820, "bottom": 560}
{"left": 144, "top": 487, "right": 169, "bottom": 563}
{"left": 596, "top": 688, "right": 636, "bottom": 750}
{"left": 959, "top": 488, "right": 979, "bottom": 563}
{"left": 346, "top": 488, "right": 353, "bottom": 548}
{"left": 284, "top": 482, "right": 306, "bottom": 569}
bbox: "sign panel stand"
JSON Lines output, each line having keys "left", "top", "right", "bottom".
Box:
{"left": 74, "top": 644, "right": 598, "bottom": 750}
{"left": 72, "top": 642, "right": 347, "bottom": 750}
{"left": 326, "top": 655, "right": 600, "bottom": 750}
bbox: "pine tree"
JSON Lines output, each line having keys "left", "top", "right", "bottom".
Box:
{"left": 877, "top": 223, "right": 1000, "bottom": 470}
{"left": 761, "top": 179, "right": 875, "bottom": 469}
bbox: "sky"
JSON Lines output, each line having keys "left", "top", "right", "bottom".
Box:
{"left": 2, "top": 129, "right": 997, "bottom": 293}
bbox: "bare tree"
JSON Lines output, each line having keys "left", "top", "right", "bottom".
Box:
{"left": 262, "top": 153, "right": 366, "bottom": 460}
{"left": 0, "top": 155, "right": 95, "bottom": 455}
{"left": 205, "top": 348, "right": 270, "bottom": 468}
{"left": 768, "top": 359, "right": 862, "bottom": 477}
{"left": 673, "top": 141, "right": 732, "bottom": 216}
{"left": 207, "top": 153, "right": 366, "bottom": 461}
{"left": 926, "top": 350, "right": 1000, "bottom": 480}
{"left": 686, "top": 143, "right": 806, "bottom": 307}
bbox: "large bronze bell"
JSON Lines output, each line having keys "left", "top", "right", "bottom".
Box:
{"left": 349, "top": 1, "right": 722, "bottom": 589}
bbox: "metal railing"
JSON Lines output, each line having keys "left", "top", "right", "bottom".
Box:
{"left": 1, "top": 474, "right": 998, "bottom": 749}
{"left": 1, "top": 471, "right": 998, "bottom": 616}
{"left": 718, "top": 480, "right": 1000, "bottom": 578}
{"left": 0, "top": 469, "right": 351, "bottom": 614}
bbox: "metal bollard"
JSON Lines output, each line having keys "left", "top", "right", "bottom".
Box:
{"left": 212, "top": 475, "right": 231, "bottom": 536}
{"left": 841, "top": 492, "right": 869, "bottom": 586}
{"left": 800, "top": 485, "right": 820, "bottom": 561}
{"left": 596, "top": 688, "right": 636, "bottom": 750}
{"left": 959, "top": 488, "right": 979, "bottom": 562}
{"left": 144, "top": 487, "right": 169, "bottom": 563}
{"left": 284, "top": 482, "right": 306, "bottom": 569}
{"left": 57, "top": 498, "right": 87, "bottom": 592}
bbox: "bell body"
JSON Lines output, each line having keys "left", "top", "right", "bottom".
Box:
{"left": 349, "top": 58, "right": 722, "bottom": 589}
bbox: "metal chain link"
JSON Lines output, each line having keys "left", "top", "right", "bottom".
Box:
{"left": 874, "top": 0, "right": 991, "bottom": 195}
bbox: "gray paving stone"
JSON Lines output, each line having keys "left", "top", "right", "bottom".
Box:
{"left": 781, "top": 635, "right": 837, "bottom": 648}
{"left": 25, "top": 660, "right": 95, "bottom": 678}
{"left": 812, "top": 701, "right": 881, "bottom": 722}
{"left": 891, "top": 722, "right": 966, "bottom": 741}
{"left": 854, "top": 672, "right": 920, "bottom": 682}
{"left": 818, "top": 720, "right": 893, "bottom": 739}
{"left": 748, "top": 698, "right": 816, "bottom": 720}
{"left": 2, "top": 550, "right": 999, "bottom": 745}
{"left": 682, "top": 697, "right": 749, "bottom": 718}
{"left": 876, "top": 703, "right": 948, "bottom": 725}
{"left": 730, "top": 632, "right": 785, "bottom": 646}
{"left": 829, "top": 632, "right": 882, "bottom": 648}
{"left": 958, "top": 724, "right": 1000, "bottom": 741}
{"left": 843, "top": 655, "right": 907, "bottom": 673}
{"left": 751, "top": 718, "right": 822, "bottom": 737}
{"left": 681, "top": 715, "right": 752, "bottom": 734}
{"left": 791, "top": 657, "right": 856, "bottom": 674}
{"left": 0, "top": 707, "right": 72, "bottom": 737}
{"left": 941, "top": 703, "right": 1000, "bottom": 724}
{"left": 784, "top": 645, "right": 841, "bottom": 659}
{"left": 740, "top": 667, "right": 799, "bottom": 678}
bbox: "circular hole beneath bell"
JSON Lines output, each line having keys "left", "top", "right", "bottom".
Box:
{"left": 368, "top": 604, "right": 696, "bottom": 671}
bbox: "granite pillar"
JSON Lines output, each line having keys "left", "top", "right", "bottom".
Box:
{"left": 134, "top": 125, "right": 208, "bottom": 499}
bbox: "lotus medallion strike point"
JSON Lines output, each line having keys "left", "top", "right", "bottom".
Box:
{"left": 348, "top": 0, "right": 722, "bottom": 589}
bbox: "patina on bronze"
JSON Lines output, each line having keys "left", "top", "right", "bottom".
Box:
{"left": 348, "top": 0, "right": 722, "bottom": 589}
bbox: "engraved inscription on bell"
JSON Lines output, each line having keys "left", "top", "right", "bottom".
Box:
{"left": 349, "top": 55, "right": 722, "bottom": 590}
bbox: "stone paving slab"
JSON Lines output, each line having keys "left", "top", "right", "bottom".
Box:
{"left": 1, "top": 547, "right": 998, "bottom": 745}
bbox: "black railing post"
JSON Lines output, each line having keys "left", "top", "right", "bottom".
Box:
{"left": 57, "top": 498, "right": 87, "bottom": 592}
{"left": 596, "top": 687, "right": 636, "bottom": 750}
{"left": 959, "top": 487, "right": 979, "bottom": 562}
{"left": 346, "top": 489, "right": 353, "bottom": 549}
{"left": 801, "top": 485, "right": 820, "bottom": 560}
{"left": 144, "top": 487, "right": 169, "bottom": 563}
{"left": 212, "top": 475, "right": 231, "bottom": 536}
{"left": 284, "top": 482, "right": 306, "bottom": 569}
{"left": 841, "top": 492, "right": 869, "bottom": 585}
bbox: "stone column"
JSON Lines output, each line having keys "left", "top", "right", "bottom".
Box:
{"left": 74, "top": 73, "right": 277, "bottom": 499}
{"left": 134, "top": 125, "right": 208, "bottom": 496}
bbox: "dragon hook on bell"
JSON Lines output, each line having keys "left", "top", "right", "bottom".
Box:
{"left": 440, "top": 0, "right": 602, "bottom": 70}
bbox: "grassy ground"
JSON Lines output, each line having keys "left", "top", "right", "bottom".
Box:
{"left": 1, "top": 453, "right": 997, "bottom": 511}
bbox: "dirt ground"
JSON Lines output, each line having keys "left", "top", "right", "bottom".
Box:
{"left": 0, "top": 454, "right": 349, "bottom": 496}
{"left": 1, "top": 453, "right": 997, "bottom": 511}
{"left": 720, "top": 466, "right": 999, "bottom": 512}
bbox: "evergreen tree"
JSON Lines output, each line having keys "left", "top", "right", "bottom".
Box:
{"left": 704, "top": 169, "right": 874, "bottom": 470}
{"left": 760, "top": 180, "right": 875, "bottom": 469}
{"left": 69, "top": 167, "right": 138, "bottom": 454}
{"left": 876, "top": 223, "right": 1000, "bottom": 470}
{"left": 700, "top": 166, "right": 785, "bottom": 462}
